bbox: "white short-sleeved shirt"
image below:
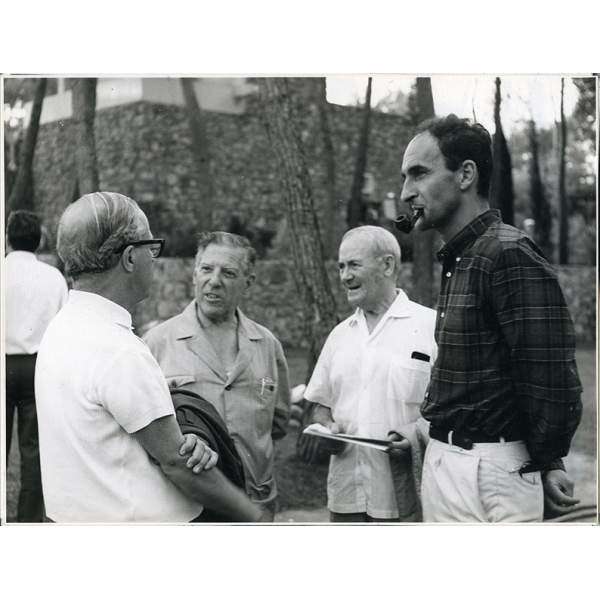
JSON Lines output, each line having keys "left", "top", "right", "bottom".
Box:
{"left": 305, "top": 289, "right": 437, "bottom": 519}
{"left": 5, "top": 251, "right": 68, "bottom": 355}
{"left": 35, "top": 290, "right": 202, "bottom": 523}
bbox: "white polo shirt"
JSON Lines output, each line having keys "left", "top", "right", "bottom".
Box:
{"left": 305, "top": 289, "right": 437, "bottom": 519}
{"left": 5, "top": 251, "right": 68, "bottom": 355}
{"left": 35, "top": 290, "right": 203, "bottom": 522}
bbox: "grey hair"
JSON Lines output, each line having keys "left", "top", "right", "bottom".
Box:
{"left": 194, "top": 231, "right": 256, "bottom": 274}
{"left": 57, "top": 191, "right": 148, "bottom": 279}
{"left": 342, "top": 226, "right": 402, "bottom": 275}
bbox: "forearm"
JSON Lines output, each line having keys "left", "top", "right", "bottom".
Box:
{"left": 522, "top": 393, "right": 582, "bottom": 468}
{"left": 163, "top": 462, "right": 262, "bottom": 522}
{"left": 272, "top": 406, "right": 289, "bottom": 440}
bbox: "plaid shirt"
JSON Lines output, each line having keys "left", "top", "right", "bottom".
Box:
{"left": 421, "top": 210, "right": 582, "bottom": 470}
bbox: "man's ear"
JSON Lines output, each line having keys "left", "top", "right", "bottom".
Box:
{"left": 245, "top": 272, "right": 256, "bottom": 292}
{"left": 458, "top": 160, "right": 478, "bottom": 191}
{"left": 382, "top": 255, "right": 395, "bottom": 277}
{"left": 120, "top": 246, "right": 136, "bottom": 273}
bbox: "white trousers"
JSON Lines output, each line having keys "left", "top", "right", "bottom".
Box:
{"left": 422, "top": 438, "right": 544, "bottom": 523}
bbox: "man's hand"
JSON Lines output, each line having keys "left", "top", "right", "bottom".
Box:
{"left": 310, "top": 404, "right": 346, "bottom": 455}
{"left": 386, "top": 431, "right": 411, "bottom": 457}
{"left": 179, "top": 434, "right": 218, "bottom": 473}
{"left": 543, "top": 469, "right": 580, "bottom": 517}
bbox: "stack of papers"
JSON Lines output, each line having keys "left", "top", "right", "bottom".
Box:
{"left": 302, "top": 423, "right": 392, "bottom": 451}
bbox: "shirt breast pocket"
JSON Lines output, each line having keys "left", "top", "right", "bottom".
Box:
{"left": 386, "top": 357, "right": 432, "bottom": 427}
{"left": 442, "top": 292, "right": 480, "bottom": 334}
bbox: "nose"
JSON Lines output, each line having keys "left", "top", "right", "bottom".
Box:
{"left": 339, "top": 266, "right": 352, "bottom": 283}
{"left": 400, "top": 180, "right": 417, "bottom": 204}
{"left": 208, "top": 270, "right": 222, "bottom": 286}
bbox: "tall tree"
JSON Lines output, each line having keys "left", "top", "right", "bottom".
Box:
{"left": 528, "top": 119, "right": 553, "bottom": 260}
{"left": 314, "top": 78, "right": 339, "bottom": 259}
{"left": 557, "top": 78, "right": 569, "bottom": 264}
{"left": 7, "top": 78, "right": 47, "bottom": 213}
{"left": 490, "top": 77, "right": 515, "bottom": 225}
{"left": 71, "top": 78, "right": 99, "bottom": 195}
{"left": 181, "top": 78, "right": 214, "bottom": 230}
{"left": 346, "top": 77, "right": 372, "bottom": 229}
{"left": 258, "top": 78, "right": 339, "bottom": 374}
{"left": 409, "top": 77, "right": 436, "bottom": 307}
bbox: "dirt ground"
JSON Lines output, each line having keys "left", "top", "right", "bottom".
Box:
{"left": 5, "top": 347, "right": 597, "bottom": 523}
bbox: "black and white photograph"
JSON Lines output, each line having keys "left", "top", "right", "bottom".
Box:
{"left": 2, "top": 73, "right": 596, "bottom": 526}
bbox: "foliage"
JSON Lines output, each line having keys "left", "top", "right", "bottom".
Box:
{"left": 572, "top": 78, "right": 596, "bottom": 147}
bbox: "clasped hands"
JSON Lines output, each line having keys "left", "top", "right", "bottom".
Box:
{"left": 179, "top": 434, "right": 219, "bottom": 473}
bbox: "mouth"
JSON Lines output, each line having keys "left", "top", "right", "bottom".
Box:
{"left": 203, "top": 293, "right": 223, "bottom": 302}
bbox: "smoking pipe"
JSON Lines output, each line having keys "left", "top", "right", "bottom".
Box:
{"left": 394, "top": 208, "right": 424, "bottom": 233}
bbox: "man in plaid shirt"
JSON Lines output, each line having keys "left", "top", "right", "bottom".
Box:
{"left": 400, "top": 115, "right": 582, "bottom": 522}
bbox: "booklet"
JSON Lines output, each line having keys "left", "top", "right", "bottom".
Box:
{"left": 302, "top": 423, "right": 393, "bottom": 451}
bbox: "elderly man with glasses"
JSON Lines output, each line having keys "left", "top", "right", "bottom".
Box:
{"left": 35, "top": 191, "right": 262, "bottom": 523}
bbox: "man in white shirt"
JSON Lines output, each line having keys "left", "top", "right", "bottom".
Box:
{"left": 35, "top": 191, "right": 262, "bottom": 522}
{"left": 305, "top": 226, "right": 437, "bottom": 522}
{"left": 5, "top": 210, "right": 68, "bottom": 522}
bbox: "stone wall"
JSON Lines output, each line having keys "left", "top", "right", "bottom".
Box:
{"left": 133, "top": 257, "right": 596, "bottom": 347}
{"left": 32, "top": 97, "right": 415, "bottom": 258}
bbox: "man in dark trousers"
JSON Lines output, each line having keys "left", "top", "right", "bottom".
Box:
{"left": 400, "top": 115, "right": 582, "bottom": 522}
{"left": 5, "top": 210, "right": 68, "bottom": 521}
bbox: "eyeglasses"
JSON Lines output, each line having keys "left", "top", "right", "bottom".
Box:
{"left": 114, "top": 238, "right": 165, "bottom": 259}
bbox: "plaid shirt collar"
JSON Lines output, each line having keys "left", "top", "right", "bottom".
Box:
{"left": 436, "top": 209, "right": 502, "bottom": 263}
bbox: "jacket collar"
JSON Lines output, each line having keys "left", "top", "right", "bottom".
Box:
{"left": 174, "top": 301, "right": 262, "bottom": 382}
{"left": 174, "top": 301, "right": 263, "bottom": 341}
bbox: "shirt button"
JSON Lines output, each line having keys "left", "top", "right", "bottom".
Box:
{"left": 225, "top": 384, "right": 232, "bottom": 391}
{"left": 446, "top": 271, "right": 452, "bottom": 277}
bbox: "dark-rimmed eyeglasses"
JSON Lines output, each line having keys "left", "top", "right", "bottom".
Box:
{"left": 114, "top": 238, "right": 165, "bottom": 259}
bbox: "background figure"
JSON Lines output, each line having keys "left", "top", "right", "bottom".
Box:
{"left": 5, "top": 210, "right": 68, "bottom": 522}
{"left": 305, "top": 226, "right": 437, "bottom": 522}
{"left": 145, "top": 231, "right": 291, "bottom": 521}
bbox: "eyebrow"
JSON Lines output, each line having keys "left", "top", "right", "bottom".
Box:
{"left": 401, "top": 164, "right": 428, "bottom": 179}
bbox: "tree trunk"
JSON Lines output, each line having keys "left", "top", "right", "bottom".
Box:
{"left": 315, "top": 78, "right": 339, "bottom": 259}
{"left": 71, "top": 78, "right": 99, "bottom": 195}
{"left": 181, "top": 78, "right": 214, "bottom": 230}
{"left": 258, "top": 78, "right": 339, "bottom": 376}
{"left": 346, "top": 77, "right": 372, "bottom": 229}
{"left": 490, "top": 77, "right": 515, "bottom": 225}
{"left": 7, "top": 78, "right": 47, "bottom": 212}
{"left": 558, "top": 78, "right": 569, "bottom": 264}
{"left": 528, "top": 119, "right": 553, "bottom": 261}
{"left": 410, "top": 77, "right": 436, "bottom": 307}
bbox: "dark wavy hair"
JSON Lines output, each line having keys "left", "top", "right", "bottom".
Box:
{"left": 7, "top": 210, "right": 42, "bottom": 251}
{"left": 417, "top": 114, "right": 493, "bottom": 198}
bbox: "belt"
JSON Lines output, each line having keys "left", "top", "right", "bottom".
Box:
{"left": 429, "top": 424, "right": 523, "bottom": 450}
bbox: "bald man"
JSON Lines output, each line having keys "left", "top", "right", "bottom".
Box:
{"left": 35, "top": 192, "right": 262, "bottom": 523}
